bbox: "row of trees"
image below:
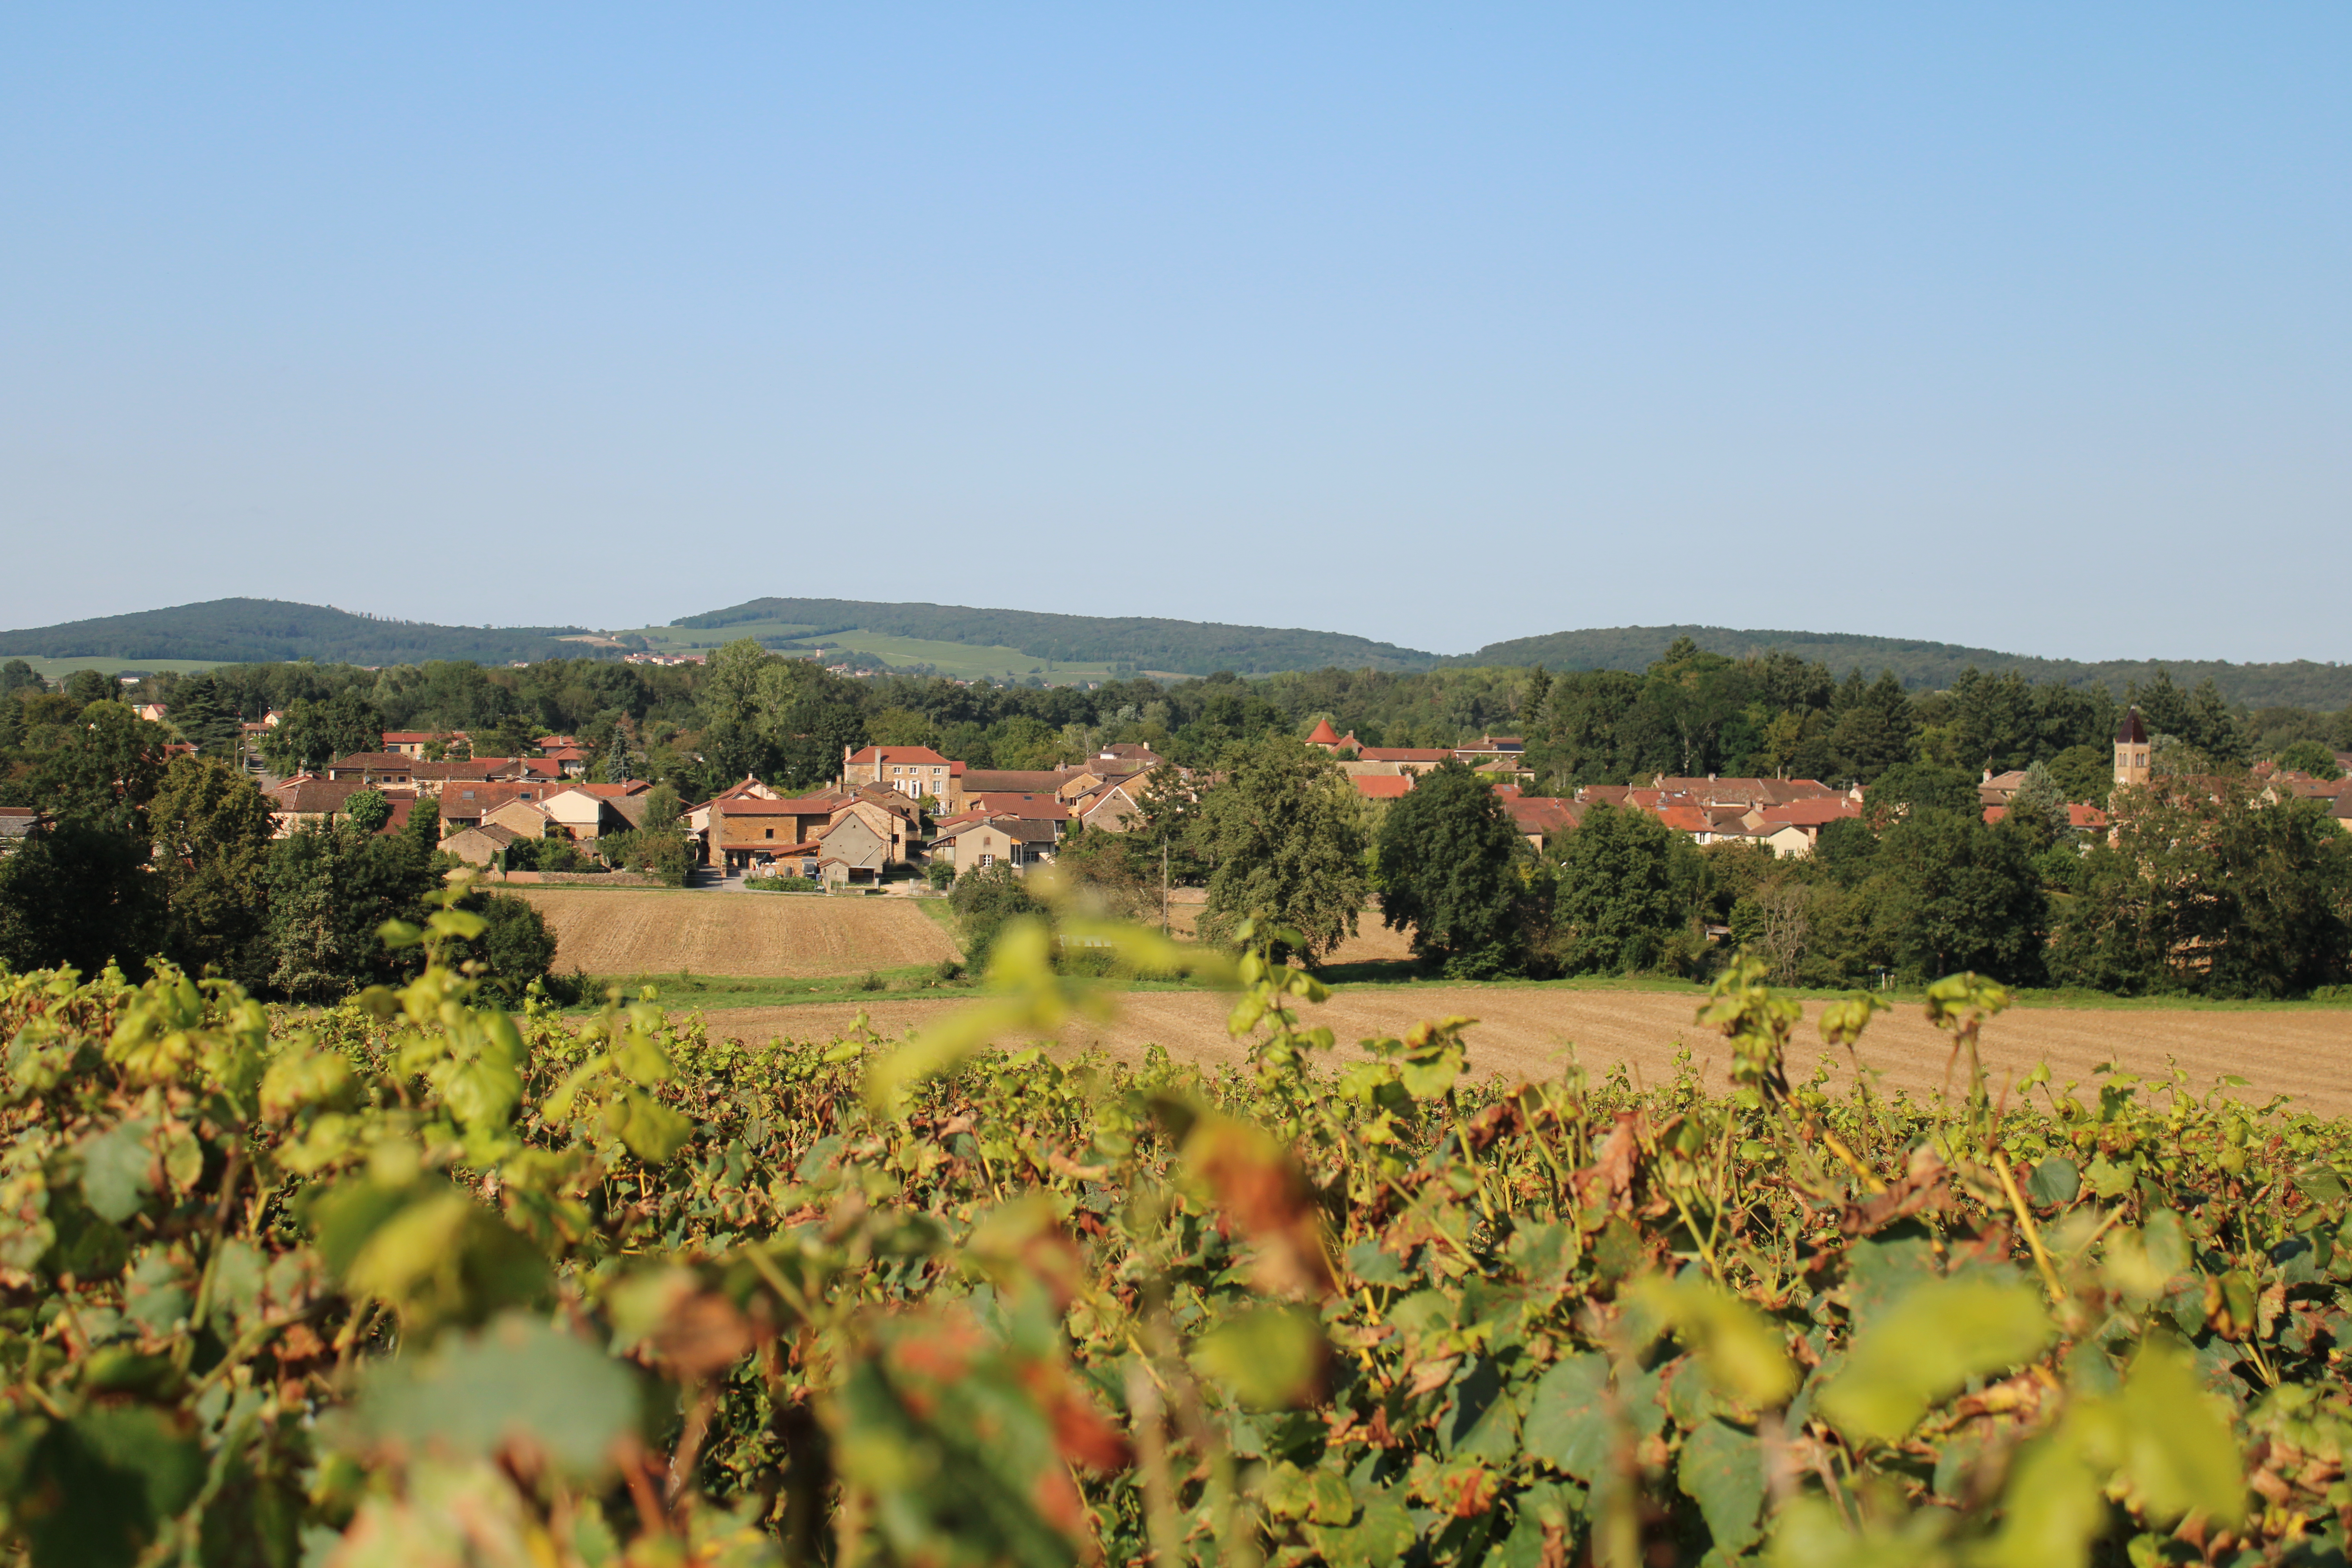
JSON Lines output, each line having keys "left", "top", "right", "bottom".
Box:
{"left": 1051, "top": 736, "right": 2352, "bottom": 998}
{"left": 0, "top": 695, "right": 560, "bottom": 998}
{"left": 20, "top": 628, "right": 2352, "bottom": 812}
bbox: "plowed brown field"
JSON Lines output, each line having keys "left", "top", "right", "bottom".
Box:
{"left": 514, "top": 890, "right": 962, "bottom": 978}
{"left": 686, "top": 985, "right": 2352, "bottom": 1116}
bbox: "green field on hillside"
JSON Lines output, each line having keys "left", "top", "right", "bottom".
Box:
{"left": 619, "top": 622, "right": 1163, "bottom": 682}
{"left": 11, "top": 655, "right": 231, "bottom": 680}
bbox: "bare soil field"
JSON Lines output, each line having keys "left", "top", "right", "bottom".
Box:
{"left": 514, "top": 889, "right": 963, "bottom": 978}
{"left": 687, "top": 984, "right": 2352, "bottom": 1117}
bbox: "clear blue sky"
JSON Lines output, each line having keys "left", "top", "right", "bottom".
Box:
{"left": 4, "top": 5, "right": 2345, "bottom": 663}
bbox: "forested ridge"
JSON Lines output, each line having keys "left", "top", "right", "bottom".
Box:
{"left": 673, "top": 595, "right": 1439, "bottom": 675}
{"left": 15, "top": 594, "right": 2348, "bottom": 703}
{"left": 1456, "top": 624, "right": 2352, "bottom": 709}
{"left": 0, "top": 598, "right": 592, "bottom": 667}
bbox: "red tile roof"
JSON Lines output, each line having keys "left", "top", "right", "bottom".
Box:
{"left": 1358, "top": 748, "right": 1453, "bottom": 763}
{"left": 965, "top": 792, "right": 1075, "bottom": 819}
{"left": 1503, "top": 797, "right": 1581, "bottom": 834}
{"left": 845, "top": 745, "right": 955, "bottom": 769}
{"left": 1756, "top": 799, "right": 1860, "bottom": 827}
{"left": 1353, "top": 775, "right": 1414, "bottom": 799}
{"left": 1306, "top": 718, "right": 1342, "bottom": 745}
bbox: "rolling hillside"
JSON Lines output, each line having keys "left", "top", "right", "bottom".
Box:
{"left": 1454, "top": 626, "right": 2352, "bottom": 709}
{"left": 668, "top": 597, "right": 1438, "bottom": 677}
{"left": 5, "top": 593, "right": 2346, "bottom": 709}
{"left": 0, "top": 599, "right": 595, "bottom": 667}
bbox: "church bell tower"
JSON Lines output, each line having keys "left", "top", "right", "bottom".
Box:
{"left": 2114, "top": 707, "right": 2151, "bottom": 787}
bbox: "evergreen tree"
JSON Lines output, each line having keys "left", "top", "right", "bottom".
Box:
{"left": 150, "top": 756, "right": 278, "bottom": 987}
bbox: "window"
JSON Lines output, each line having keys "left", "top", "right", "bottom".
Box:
{"left": 764, "top": 828, "right": 774, "bottom": 839}
{"left": 979, "top": 853, "right": 995, "bottom": 868}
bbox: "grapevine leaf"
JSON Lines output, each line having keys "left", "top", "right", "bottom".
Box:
{"left": 345, "top": 1312, "right": 638, "bottom": 1480}
{"left": 1190, "top": 1307, "right": 1327, "bottom": 1410}
{"left": 77, "top": 1119, "right": 156, "bottom": 1224}
{"left": 1523, "top": 1353, "right": 1660, "bottom": 1481}
{"left": 1677, "top": 1417, "right": 1766, "bottom": 1555}
{"left": 1818, "top": 1275, "right": 2053, "bottom": 1444}
{"left": 2103, "top": 1337, "right": 2245, "bottom": 1527}
{"left": 2025, "top": 1157, "right": 2080, "bottom": 1207}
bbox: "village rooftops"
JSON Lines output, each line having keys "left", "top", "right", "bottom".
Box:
{"left": 1357, "top": 747, "right": 1454, "bottom": 764}
{"left": 964, "top": 791, "right": 1075, "bottom": 819}
{"left": 1352, "top": 775, "right": 1414, "bottom": 799}
{"left": 1752, "top": 798, "right": 1862, "bottom": 828}
{"left": 928, "top": 815, "right": 1060, "bottom": 846}
{"left": 844, "top": 745, "right": 958, "bottom": 770}
{"left": 958, "top": 768, "right": 1077, "bottom": 794}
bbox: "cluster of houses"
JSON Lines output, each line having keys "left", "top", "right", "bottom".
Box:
{"left": 1301, "top": 724, "right": 1870, "bottom": 857}
{"left": 696, "top": 743, "right": 1161, "bottom": 882}
{"left": 261, "top": 743, "right": 660, "bottom": 868}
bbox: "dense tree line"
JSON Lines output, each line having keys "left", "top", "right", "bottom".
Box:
{"left": 1343, "top": 755, "right": 2352, "bottom": 998}
{"left": 32, "top": 624, "right": 2347, "bottom": 812}
{"left": 0, "top": 691, "right": 558, "bottom": 998}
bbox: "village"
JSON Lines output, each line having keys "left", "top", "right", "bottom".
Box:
{"left": 118, "top": 701, "right": 2347, "bottom": 900}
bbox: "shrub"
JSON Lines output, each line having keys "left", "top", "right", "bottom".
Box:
{"left": 946, "top": 861, "right": 1045, "bottom": 967}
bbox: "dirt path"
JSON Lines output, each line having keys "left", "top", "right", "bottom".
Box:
{"left": 514, "top": 888, "right": 962, "bottom": 978}
{"left": 684, "top": 985, "right": 2352, "bottom": 1116}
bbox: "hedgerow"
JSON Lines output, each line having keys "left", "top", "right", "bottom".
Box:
{"left": 0, "top": 883, "right": 2345, "bottom": 1566}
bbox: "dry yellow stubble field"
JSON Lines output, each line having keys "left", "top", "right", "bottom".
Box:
{"left": 686, "top": 985, "right": 2352, "bottom": 1118}
{"left": 512, "top": 889, "right": 962, "bottom": 978}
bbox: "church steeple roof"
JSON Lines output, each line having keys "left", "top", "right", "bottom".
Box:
{"left": 2116, "top": 708, "right": 2148, "bottom": 745}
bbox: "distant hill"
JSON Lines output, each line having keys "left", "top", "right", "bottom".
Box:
{"left": 672, "top": 597, "right": 1439, "bottom": 677}
{"left": 1454, "top": 625, "right": 2352, "bottom": 710}
{"left": 0, "top": 599, "right": 594, "bottom": 668}
{"left": 9, "top": 595, "right": 2344, "bottom": 710}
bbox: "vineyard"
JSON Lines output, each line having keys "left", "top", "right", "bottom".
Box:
{"left": 0, "top": 886, "right": 2348, "bottom": 1567}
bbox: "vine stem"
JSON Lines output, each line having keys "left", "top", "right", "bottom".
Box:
{"left": 1991, "top": 1151, "right": 2067, "bottom": 1301}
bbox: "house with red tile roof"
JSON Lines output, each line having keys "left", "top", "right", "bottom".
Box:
{"left": 1304, "top": 719, "right": 1361, "bottom": 753}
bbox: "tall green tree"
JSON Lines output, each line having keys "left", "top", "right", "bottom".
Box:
{"left": 1374, "top": 761, "right": 1526, "bottom": 976}
{"left": 149, "top": 756, "right": 278, "bottom": 987}
{"left": 1829, "top": 671, "right": 1920, "bottom": 784}
{"left": 1866, "top": 762, "right": 1980, "bottom": 823}
{"left": 166, "top": 673, "right": 240, "bottom": 758}
{"left": 265, "top": 796, "right": 446, "bottom": 1001}
{"left": 262, "top": 688, "right": 384, "bottom": 773}
{"left": 1194, "top": 736, "right": 1369, "bottom": 962}
{"left": 2052, "top": 784, "right": 2352, "bottom": 997}
{"left": 1542, "top": 803, "right": 1690, "bottom": 975}
{"left": 1868, "top": 813, "right": 2046, "bottom": 985}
